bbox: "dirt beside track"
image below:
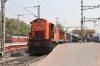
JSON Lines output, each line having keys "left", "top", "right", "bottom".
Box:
{"left": 0, "top": 54, "right": 48, "bottom": 66}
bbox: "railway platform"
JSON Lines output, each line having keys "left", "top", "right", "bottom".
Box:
{"left": 37, "top": 42, "right": 100, "bottom": 66}
{"left": 0, "top": 42, "right": 28, "bottom": 57}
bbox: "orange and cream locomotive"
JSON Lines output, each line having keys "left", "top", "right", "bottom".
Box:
{"left": 27, "top": 18, "right": 67, "bottom": 54}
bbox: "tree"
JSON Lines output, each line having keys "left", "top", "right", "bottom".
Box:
{"left": 5, "top": 18, "right": 30, "bottom": 36}
{"left": 65, "top": 29, "right": 68, "bottom": 32}
{"left": 19, "top": 21, "right": 30, "bottom": 36}
{"left": 57, "top": 23, "right": 63, "bottom": 29}
{"left": 5, "top": 18, "right": 18, "bottom": 36}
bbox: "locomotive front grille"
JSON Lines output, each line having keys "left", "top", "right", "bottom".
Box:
{"left": 35, "top": 31, "right": 44, "bottom": 40}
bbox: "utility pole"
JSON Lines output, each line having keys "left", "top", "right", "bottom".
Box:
{"left": 63, "top": 26, "right": 87, "bottom": 29}
{"left": 15, "top": 15, "right": 23, "bottom": 42}
{"left": 15, "top": 14, "right": 33, "bottom": 42}
{"left": 61, "top": 22, "right": 66, "bottom": 29}
{"left": 0, "top": 0, "right": 7, "bottom": 57}
{"left": 81, "top": 0, "right": 84, "bottom": 43}
{"left": 63, "top": 26, "right": 87, "bottom": 38}
{"left": 56, "top": 18, "right": 59, "bottom": 26}
{"left": 34, "top": 5, "right": 40, "bottom": 19}
{"left": 24, "top": 5, "right": 40, "bottom": 18}
{"left": 24, "top": 7, "right": 37, "bottom": 18}
{"left": 81, "top": 0, "right": 100, "bottom": 43}
{"left": 66, "top": 27, "right": 69, "bottom": 33}
{"left": 83, "top": 17, "right": 100, "bottom": 27}
{"left": 95, "top": 24, "right": 100, "bottom": 36}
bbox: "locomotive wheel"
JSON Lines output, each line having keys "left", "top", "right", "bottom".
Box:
{"left": 59, "top": 42, "right": 62, "bottom": 44}
{"left": 0, "top": 54, "right": 2, "bottom": 58}
{"left": 49, "top": 47, "right": 53, "bottom": 52}
{"left": 49, "top": 45, "right": 53, "bottom": 52}
{"left": 52, "top": 43, "right": 57, "bottom": 48}
{"left": 61, "top": 42, "right": 63, "bottom": 44}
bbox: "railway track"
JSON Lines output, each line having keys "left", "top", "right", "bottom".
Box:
{"left": 0, "top": 48, "right": 27, "bottom": 58}
{"left": 0, "top": 54, "right": 47, "bottom": 66}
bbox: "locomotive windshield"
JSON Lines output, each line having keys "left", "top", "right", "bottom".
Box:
{"left": 34, "top": 19, "right": 42, "bottom": 22}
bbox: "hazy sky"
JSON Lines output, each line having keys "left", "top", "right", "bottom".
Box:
{"left": 1, "top": 0, "right": 100, "bottom": 32}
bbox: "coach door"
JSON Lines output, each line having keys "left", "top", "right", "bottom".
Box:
{"left": 49, "top": 23, "right": 54, "bottom": 39}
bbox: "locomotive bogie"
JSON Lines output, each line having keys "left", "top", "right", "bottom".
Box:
{"left": 27, "top": 39, "right": 55, "bottom": 54}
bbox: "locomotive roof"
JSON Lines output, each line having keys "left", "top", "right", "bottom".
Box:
{"left": 32, "top": 18, "right": 54, "bottom": 25}
{"left": 32, "top": 18, "right": 66, "bottom": 31}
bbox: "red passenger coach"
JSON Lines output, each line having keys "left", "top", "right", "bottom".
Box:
{"left": 27, "top": 18, "right": 60, "bottom": 54}
{"left": 5, "top": 36, "right": 28, "bottom": 43}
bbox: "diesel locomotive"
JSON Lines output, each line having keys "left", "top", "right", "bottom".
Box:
{"left": 27, "top": 18, "right": 68, "bottom": 54}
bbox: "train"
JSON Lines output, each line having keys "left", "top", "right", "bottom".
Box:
{"left": 27, "top": 18, "right": 70, "bottom": 54}
{"left": 66, "top": 33, "right": 72, "bottom": 42}
{"left": 94, "top": 36, "right": 100, "bottom": 43}
{"left": 72, "top": 35, "right": 80, "bottom": 42}
{"left": 5, "top": 36, "right": 29, "bottom": 43}
{"left": 0, "top": 36, "right": 28, "bottom": 57}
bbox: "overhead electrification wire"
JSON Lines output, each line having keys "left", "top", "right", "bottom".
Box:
{"left": 37, "top": 0, "right": 56, "bottom": 18}
{"left": 5, "top": 7, "right": 32, "bottom": 20}
{"left": 8, "top": 0, "right": 65, "bottom": 22}
{"left": 44, "top": 0, "right": 59, "bottom": 17}
{"left": 23, "top": 6, "right": 37, "bottom": 17}
{"left": 5, "top": 8, "right": 19, "bottom": 14}
{"left": 8, "top": 0, "right": 21, "bottom": 7}
{"left": 44, "top": 0, "right": 65, "bottom": 22}
{"left": 8, "top": 0, "right": 37, "bottom": 17}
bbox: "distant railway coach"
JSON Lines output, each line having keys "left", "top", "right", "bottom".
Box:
{"left": 72, "top": 35, "right": 79, "bottom": 42}
{"left": 66, "top": 33, "right": 71, "bottom": 42}
{"left": 94, "top": 36, "right": 99, "bottom": 43}
{"left": 5, "top": 36, "right": 28, "bottom": 43}
{"left": 63, "top": 32, "right": 67, "bottom": 43}
{"left": 27, "top": 18, "right": 67, "bottom": 54}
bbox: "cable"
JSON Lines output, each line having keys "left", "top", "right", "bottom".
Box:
{"left": 23, "top": 6, "right": 37, "bottom": 18}
{"left": 45, "top": 0, "right": 66, "bottom": 22}
{"left": 5, "top": 7, "right": 32, "bottom": 20}
{"left": 45, "top": 0, "right": 59, "bottom": 17}
{"left": 5, "top": 8, "right": 19, "bottom": 14}
{"left": 8, "top": 0, "right": 65, "bottom": 22}
{"left": 8, "top": 0, "right": 37, "bottom": 17}
{"left": 37, "top": 0, "right": 56, "bottom": 18}
{"left": 8, "top": 0, "right": 21, "bottom": 8}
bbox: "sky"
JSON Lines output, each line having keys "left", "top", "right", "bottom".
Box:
{"left": 1, "top": 0, "right": 100, "bottom": 33}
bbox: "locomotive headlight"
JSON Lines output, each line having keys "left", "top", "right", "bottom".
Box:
{"left": 38, "top": 26, "right": 41, "bottom": 29}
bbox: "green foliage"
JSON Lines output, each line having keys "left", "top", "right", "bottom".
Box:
{"left": 65, "top": 29, "right": 67, "bottom": 32}
{"left": 5, "top": 18, "right": 18, "bottom": 36}
{"left": 0, "top": 12, "right": 29, "bottom": 36}
{"left": 57, "top": 23, "right": 63, "bottom": 29}
{"left": 20, "top": 21, "right": 30, "bottom": 36}
{"left": 5, "top": 18, "right": 30, "bottom": 36}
